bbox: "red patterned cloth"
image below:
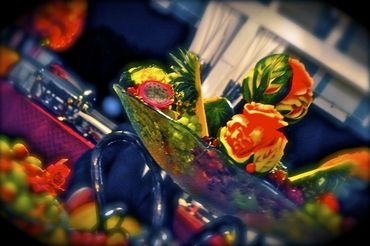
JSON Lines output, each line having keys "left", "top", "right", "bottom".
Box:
{"left": 0, "top": 80, "right": 94, "bottom": 167}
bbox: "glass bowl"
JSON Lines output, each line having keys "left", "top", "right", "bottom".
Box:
{"left": 113, "top": 83, "right": 339, "bottom": 243}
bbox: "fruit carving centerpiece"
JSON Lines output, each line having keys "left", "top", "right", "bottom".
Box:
{"left": 113, "top": 50, "right": 369, "bottom": 243}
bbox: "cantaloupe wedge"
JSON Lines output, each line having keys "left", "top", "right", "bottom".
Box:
{"left": 289, "top": 147, "right": 370, "bottom": 182}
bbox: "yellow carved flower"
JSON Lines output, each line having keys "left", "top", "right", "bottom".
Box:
{"left": 220, "top": 102, "right": 288, "bottom": 173}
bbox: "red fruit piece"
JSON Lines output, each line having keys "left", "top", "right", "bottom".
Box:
{"left": 93, "top": 233, "right": 108, "bottom": 245}
{"left": 268, "top": 169, "right": 287, "bottom": 186}
{"left": 70, "top": 231, "right": 83, "bottom": 245}
{"left": 318, "top": 192, "right": 339, "bottom": 213}
{"left": 27, "top": 224, "right": 44, "bottom": 236}
{"left": 0, "top": 185, "right": 17, "bottom": 202}
{"left": 137, "top": 81, "right": 174, "bottom": 109}
{"left": 0, "top": 159, "right": 13, "bottom": 173}
{"left": 70, "top": 231, "right": 108, "bottom": 246}
{"left": 127, "top": 86, "right": 138, "bottom": 96}
{"left": 245, "top": 163, "right": 256, "bottom": 173}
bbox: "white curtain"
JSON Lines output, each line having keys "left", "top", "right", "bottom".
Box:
{"left": 189, "top": 1, "right": 244, "bottom": 69}
{"left": 202, "top": 26, "right": 286, "bottom": 106}
{"left": 189, "top": 2, "right": 287, "bottom": 107}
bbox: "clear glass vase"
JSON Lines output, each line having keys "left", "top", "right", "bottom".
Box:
{"left": 113, "top": 83, "right": 335, "bottom": 243}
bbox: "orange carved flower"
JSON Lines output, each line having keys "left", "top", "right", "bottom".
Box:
{"left": 276, "top": 58, "right": 314, "bottom": 121}
{"left": 28, "top": 159, "right": 70, "bottom": 196}
{"left": 220, "top": 103, "right": 288, "bottom": 172}
{"left": 28, "top": 175, "right": 53, "bottom": 194}
{"left": 45, "top": 159, "right": 71, "bottom": 191}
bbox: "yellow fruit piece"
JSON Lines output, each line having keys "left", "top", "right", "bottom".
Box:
{"left": 130, "top": 66, "right": 171, "bottom": 85}
{"left": 106, "top": 215, "right": 142, "bottom": 237}
{"left": 10, "top": 162, "right": 27, "bottom": 189}
{"left": 105, "top": 215, "right": 121, "bottom": 230}
{"left": 25, "top": 156, "right": 43, "bottom": 168}
{"left": 107, "top": 232, "right": 126, "bottom": 246}
{"left": 0, "top": 138, "right": 11, "bottom": 157}
{"left": 13, "top": 193, "right": 34, "bottom": 214}
{"left": 12, "top": 143, "right": 29, "bottom": 160}
{"left": 45, "top": 227, "right": 68, "bottom": 246}
{"left": 45, "top": 204, "right": 60, "bottom": 222}
{"left": 177, "top": 116, "right": 189, "bottom": 126}
{"left": 121, "top": 216, "right": 142, "bottom": 237}
{"left": 35, "top": 193, "right": 56, "bottom": 206}
{"left": 0, "top": 180, "right": 17, "bottom": 202}
{"left": 224, "top": 231, "right": 235, "bottom": 245}
{"left": 69, "top": 202, "right": 97, "bottom": 231}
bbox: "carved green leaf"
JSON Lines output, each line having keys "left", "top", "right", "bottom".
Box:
{"left": 242, "top": 54, "right": 292, "bottom": 105}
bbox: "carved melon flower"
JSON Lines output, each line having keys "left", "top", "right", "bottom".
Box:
{"left": 242, "top": 54, "right": 314, "bottom": 123}
{"left": 28, "top": 159, "right": 70, "bottom": 196}
{"left": 219, "top": 102, "right": 288, "bottom": 173}
{"left": 276, "top": 58, "right": 314, "bottom": 121}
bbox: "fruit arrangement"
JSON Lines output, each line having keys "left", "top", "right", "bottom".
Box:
{"left": 121, "top": 51, "right": 313, "bottom": 175}
{"left": 0, "top": 136, "right": 70, "bottom": 245}
{"left": 117, "top": 51, "right": 316, "bottom": 191}
{"left": 114, "top": 49, "right": 370, "bottom": 243}
{"left": 0, "top": 136, "right": 145, "bottom": 245}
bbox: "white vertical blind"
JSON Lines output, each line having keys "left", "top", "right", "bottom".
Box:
{"left": 201, "top": 25, "right": 286, "bottom": 102}
{"left": 189, "top": 2, "right": 286, "bottom": 102}
{"left": 188, "top": 1, "right": 369, "bottom": 138}
{"left": 189, "top": 1, "right": 244, "bottom": 68}
{"left": 226, "top": 1, "right": 368, "bottom": 93}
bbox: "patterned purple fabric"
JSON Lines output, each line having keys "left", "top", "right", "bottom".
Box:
{"left": 0, "top": 80, "right": 94, "bottom": 167}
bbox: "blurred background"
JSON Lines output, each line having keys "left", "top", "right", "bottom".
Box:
{"left": 3, "top": 0, "right": 367, "bottom": 168}
{"left": 1, "top": 0, "right": 369, "bottom": 245}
